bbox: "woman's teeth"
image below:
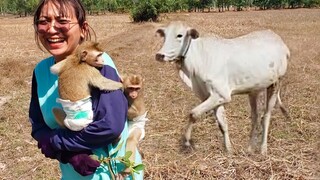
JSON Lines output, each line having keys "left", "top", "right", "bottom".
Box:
{"left": 48, "top": 38, "right": 63, "bottom": 42}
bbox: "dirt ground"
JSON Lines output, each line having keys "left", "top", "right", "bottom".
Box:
{"left": 0, "top": 9, "right": 319, "bottom": 179}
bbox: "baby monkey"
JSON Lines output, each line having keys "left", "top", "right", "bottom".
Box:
{"left": 50, "top": 41, "right": 123, "bottom": 131}
{"left": 122, "top": 74, "right": 148, "bottom": 173}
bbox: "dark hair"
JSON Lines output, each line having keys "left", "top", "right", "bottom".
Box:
{"left": 33, "top": 0, "right": 96, "bottom": 50}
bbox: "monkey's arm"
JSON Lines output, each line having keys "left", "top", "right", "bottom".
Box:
{"left": 126, "top": 128, "right": 142, "bottom": 162}
{"left": 89, "top": 68, "right": 123, "bottom": 91}
{"left": 50, "top": 59, "right": 67, "bottom": 74}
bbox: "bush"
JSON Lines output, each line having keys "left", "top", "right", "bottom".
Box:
{"left": 303, "top": 0, "right": 320, "bottom": 7}
{"left": 130, "top": 0, "right": 159, "bottom": 22}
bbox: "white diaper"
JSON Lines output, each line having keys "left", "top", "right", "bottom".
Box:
{"left": 128, "top": 111, "right": 149, "bottom": 141}
{"left": 57, "top": 96, "right": 93, "bottom": 131}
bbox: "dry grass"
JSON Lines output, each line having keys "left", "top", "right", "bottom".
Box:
{"left": 0, "top": 9, "right": 319, "bottom": 179}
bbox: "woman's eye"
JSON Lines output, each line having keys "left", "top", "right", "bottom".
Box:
{"left": 58, "top": 19, "right": 69, "bottom": 24}
{"left": 38, "top": 20, "right": 49, "bottom": 25}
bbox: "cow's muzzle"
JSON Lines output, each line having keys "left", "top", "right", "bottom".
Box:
{"left": 155, "top": 53, "right": 165, "bottom": 61}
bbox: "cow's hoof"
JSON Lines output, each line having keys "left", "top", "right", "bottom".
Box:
{"left": 185, "top": 141, "right": 191, "bottom": 147}
{"left": 247, "top": 145, "right": 255, "bottom": 154}
{"left": 182, "top": 143, "right": 195, "bottom": 153}
{"left": 260, "top": 145, "right": 268, "bottom": 155}
{"left": 181, "top": 137, "right": 195, "bottom": 152}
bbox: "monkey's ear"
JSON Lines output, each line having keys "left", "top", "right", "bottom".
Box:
{"left": 94, "top": 42, "right": 100, "bottom": 47}
{"left": 120, "top": 74, "right": 128, "bottom": 83}
{"left": 137, "top": 74, "right": 145, "bottom": 82}
{"left": 94, "top": 42, "right": 104, "bottom": 51}
{"left": 80, "top": 50, "right": 88, "bottom": 61}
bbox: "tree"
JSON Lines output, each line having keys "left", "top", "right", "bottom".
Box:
{"left": 0, "top": 0, "right": 319, "bottom": 17}
{"left": 234, "top": 0, "right": 247, "bottom": 10}
{"left": 26, "top": 0, "right": 38, "bottom": 15}
{"left": 130, "top": 0, "right": 159, "bottom": 22}
{"left": 288, "top": 0, "right": 304, "bottom": 7}
{"left": 0, "top": 0, "right": 7, "bottom": 15}
{"left": 303, "top": 0, "right": 320, "bottom": 7}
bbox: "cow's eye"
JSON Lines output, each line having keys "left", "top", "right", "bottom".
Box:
{"left": 177, "top": 34, "right": 183, "bottom": 38}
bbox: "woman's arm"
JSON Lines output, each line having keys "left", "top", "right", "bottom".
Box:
{"left": 50, "top": 64, "right": 128, "bottom": 152}
{"left": 29, "top": 71, "right": 52, "bottom": 142}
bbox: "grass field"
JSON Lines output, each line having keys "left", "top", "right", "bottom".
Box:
{"left": 0, "top": 8, "right": 319, "bottom": 179}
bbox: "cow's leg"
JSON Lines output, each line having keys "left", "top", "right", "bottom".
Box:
{"left": 184, "top": 115, "right": 195, "bottom": 147}
{"left": 260, "top": 83, "right": 278, "bottom": 155}
{"left": 247, "top": 91, "right": 260, "bottom": 153}
{"left": 214, "top": 105, "right": 232, "bottom": 154}
{"left": 185, "top": 93, "right": 227, "bottom": 148}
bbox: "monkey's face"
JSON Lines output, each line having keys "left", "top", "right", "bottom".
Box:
{"left": 80, "top": 49, "right": 104, "bottom": 67}
{"left": 123, "top": 75, "right": 143, "bottom": 100}
{"left": 126, "top": 87, "right": 140, "bottom": 100}
{"left": 37, "top": 1, "right": 86, "bottom": 62}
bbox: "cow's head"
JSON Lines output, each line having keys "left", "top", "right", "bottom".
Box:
{"left": 155, "top": 21, "right": 199, "bottom": 62}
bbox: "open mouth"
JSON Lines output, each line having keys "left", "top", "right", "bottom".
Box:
{"left": 156, "top": 53, "right": 181, "bottom": 63}
{"left": 169, "top": 59, "right": 178, "bottom": 63}
{"left": 172, "top": 56, "right": 184, "bottom": 62}
{"left": 48, "top": 38, "right": 64, "bottom": 43}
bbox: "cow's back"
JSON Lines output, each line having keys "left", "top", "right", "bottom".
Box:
{"left": 185, "top": 30, "right": 289, "bottom": 95}
{"left": 227, "top": 30, "right": 289, "bottom": 93}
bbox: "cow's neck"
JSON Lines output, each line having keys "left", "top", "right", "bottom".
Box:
{"left": 175, "top": 56, "right": 190, "bottom": 78}
{"left": 179, "top": 36, "right": 192, "bottom": 60}
{"left": 176, "top": 36, "right": 192, "bottom": 70}
{"left": 175, "top": 56, "right": 184, "bottom": 69}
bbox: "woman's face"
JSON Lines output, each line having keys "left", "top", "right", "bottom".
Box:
{"left": 37, "top": 2, "right": 85, "bottom": 62}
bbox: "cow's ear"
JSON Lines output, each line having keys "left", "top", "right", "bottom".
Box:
{"left": 156, "top": 28, "right": 165, "bottom": 37}
{"left": 188, "top": 28, "right": 199, "bottom": 39}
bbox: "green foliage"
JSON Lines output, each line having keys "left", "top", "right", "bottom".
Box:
{"left": 234, "top": 0, "right": 247, "bottom": 10}
{"left": 0, "top": 0, "right": 319, "bottom": 17}
{"left": 288, "top": 0, "right": 304, "bottom": 7}
{"left": 199, "top": 0, "right": 213, "bottom": 9}
{"left": 151, "top": 0, "right": 189, "bottom": 13}
{"left": 303, "top": 0, "right": 320, "bottom": 7}
{"left": 104, "top": 0, "right": 118, "bottom": 12}
{"left": 171, "top": 0, "right": 189, "bottom": 11}
{"left": 0, "top": 0, "right": 38, "bottom": 16}
{"left": 26, "top": 0, "right": 39, "bottom": 13}
{"left": 91, "top": 150, "right": 145, "bottom": 180}
{"left": 0, "top": 0, "right": 8, "bottom": 13}
{"left": 130, "top": 0, "right": 159, "bottom": 22}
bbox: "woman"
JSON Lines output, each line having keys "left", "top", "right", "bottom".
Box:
{"left": 29, "top": 0, "right": 143, "bottom": 179}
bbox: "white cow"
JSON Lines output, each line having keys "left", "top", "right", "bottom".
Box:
{"left": 155, "top": 21, "right": 290, "bottom": 154}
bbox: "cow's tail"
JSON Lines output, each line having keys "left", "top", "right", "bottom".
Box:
{"left": 286, "top": 46, "right": 290, "bottom": 61}
{"left": 277, "top": 88, "right": 291, "bottom": 120}
{"left": 278, "top": 44, "right": 290, "bottom": 120}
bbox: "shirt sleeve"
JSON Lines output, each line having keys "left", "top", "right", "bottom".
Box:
{"left": 50, "top": 64, "right": 128, "bottom": 152}
{"left": 29, "top": 71, "right": 52, "bottom": 141}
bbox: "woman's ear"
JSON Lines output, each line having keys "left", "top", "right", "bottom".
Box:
{"left": 80, "top": 21, "right": 89, "bottom": 40}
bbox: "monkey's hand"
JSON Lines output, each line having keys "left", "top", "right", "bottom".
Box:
{"left": 52, "top": 107, "right": 66, "bottom": 128}
{"left": 115, "top": 171, "right": 131, "bottom": 180}
{"left": 60, "top": 151, "right": 100, "bottom": 176}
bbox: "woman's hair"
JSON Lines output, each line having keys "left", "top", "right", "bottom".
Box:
{"left": 33, "top": 0, "right": 96, "bottom": 50}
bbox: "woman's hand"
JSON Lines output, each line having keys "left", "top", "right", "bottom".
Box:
{"left": 60, "top": 151, "right": 100, "bottom": 176}
{"left": 37, "top": 133, "right": 57, "bottom": 159}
